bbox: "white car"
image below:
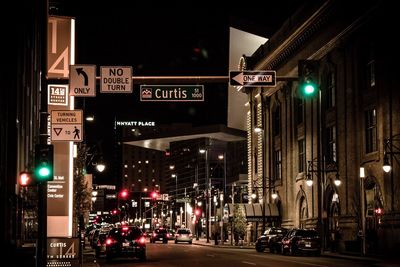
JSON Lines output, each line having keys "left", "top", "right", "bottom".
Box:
{"left": 175, "top": 228, "right": 193, "bottom": 244}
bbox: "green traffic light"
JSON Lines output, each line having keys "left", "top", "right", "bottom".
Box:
{"left": 38, "top": 166, "right": 51, "bottom": 177}
{"left": 304, "top": 84, "right": 316, "bottom": 95}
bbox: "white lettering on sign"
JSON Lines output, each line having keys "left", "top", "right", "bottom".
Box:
{"left": 100, "top": 66, "right": 132, "bottom": 93}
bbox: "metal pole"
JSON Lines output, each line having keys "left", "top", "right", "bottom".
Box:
{"left": 206, "top": 149, "right": 210, "bottom": 243}
{"left": 360, "top": 174, "right": 366, "bottom": 255}
{"left": 231, "top": 184, "right": 235, "bottom": 245}
{"left": 220, "top": 193, "right": 224, "bottom": 245}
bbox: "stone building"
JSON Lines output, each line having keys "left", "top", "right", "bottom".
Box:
{"left": 244, "top": 0, "right": 399, "bottom": 255}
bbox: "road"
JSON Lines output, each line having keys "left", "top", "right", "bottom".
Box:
{"left": 93, "top": 242, "right": 382, "bottom": 267}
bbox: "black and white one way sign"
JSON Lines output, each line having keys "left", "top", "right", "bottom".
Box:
{"left": 229, "top": 70, "right": 276, "bottom": 87}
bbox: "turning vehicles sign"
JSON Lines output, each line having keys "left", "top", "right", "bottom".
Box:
{"left": 51, "top": 110, "right": 83, "bottom": 142}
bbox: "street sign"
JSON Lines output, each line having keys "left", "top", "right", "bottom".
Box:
{"left": 48, "top": 84, "right": 69, "bottom": 106}
{"left": 51, "top": 110, "right": 83, "bottom": 142}
{"left": 176, "top": 197, "right": 190, "bottom": 203}
{"left": 69, "top": 65, "right": 96, "bottom": 97}
{"left": 140, "top": 85, "right": 204, "bottom": 101}
{"left": 229, "top": 70, "right": 276, "bottom": 87}
{"left": 101, "top": 66, "right": 132, "bottom": 93}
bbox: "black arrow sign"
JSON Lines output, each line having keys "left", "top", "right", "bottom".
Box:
{"left": 76, "top": 68, "right": 88, "bottom": 86}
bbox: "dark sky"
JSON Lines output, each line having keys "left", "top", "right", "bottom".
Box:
{"left": 49, "top": 0, "right": 303, "bottom": 181}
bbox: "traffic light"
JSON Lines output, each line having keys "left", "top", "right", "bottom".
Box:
{"left": 298, "top": 60, "right": 319, "bottom": 98}
{"left": 34, "top": 144, "right": 54, "bottom": 182}
{"left": 151, "top": 191, "right": 159, "bottom": 200}
{"left": 119, "top": 189, "right": 129, "bottom": 199}
{"left": 18, "top": 171, "right": 32, "bottom": 186}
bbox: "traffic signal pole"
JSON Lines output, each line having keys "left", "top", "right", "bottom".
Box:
{"left": 37, "top": 1, "right": 49, "bottom": 266}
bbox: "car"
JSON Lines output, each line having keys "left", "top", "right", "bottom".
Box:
{"left": 104, "top": 226, "right": 146, "bottom": 262}
{"left": 174, "top": 228, "right": 193, "bottom": 244}
{"left": 167, "top": 229, "right": 176, "bottom": 240}
{"left": 255, "top": 227, "right": 288, "bottom": 253}
{"left": 150, "top": 228, "right": 169, "bottom": 243}
{"left": 281, "top": 229, "right": 321, "bottom": 256}
{"left": 94, "top": 231, "right": 109, "bottom": 258}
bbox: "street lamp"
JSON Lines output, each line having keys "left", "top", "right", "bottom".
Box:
{"left": 171, "top": 174, "right": 178, "bottom": 228}
{"left": 199, "top": 147, "right": 210, "bottom": 243}
{"left": 382, "top": 134, "right": 400, "bottom": 172}
{"left": 306, "top": 158, "right": 341, "bottom": 250}
{"left": 359, "top": 167, "right": 366, "bottom": 256}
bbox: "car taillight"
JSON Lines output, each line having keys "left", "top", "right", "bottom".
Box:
{"left": 167, "top": 233, "right": 170, "bottom": 238}
{"left": 153, "top": 233, "right": 156, "bottom": 237}
{"left": 189, "top": 234, "right": 192, "bottom": 237}
{"left": 137, "top": 237, "right": 146, "bottom": 244}
{"left": 106, "top": 238, "right": 115, "bottom": 245}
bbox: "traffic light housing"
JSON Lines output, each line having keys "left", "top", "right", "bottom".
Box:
{"left": 298, "top": 60, "right": 319, "bottom": 98}
{"left": 34, "top": 144, "right": 54, "bottom": 182}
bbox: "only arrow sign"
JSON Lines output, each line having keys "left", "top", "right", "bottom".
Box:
{"left": 76, "top": 67, "right": 89, "bottom": 86}
{"left": 229, "top": 70, "right": 276, "bottom": 87}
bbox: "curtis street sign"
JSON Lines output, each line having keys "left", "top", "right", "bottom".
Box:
{"left": 229, "top": 70, "right": 276, "bottom": 87}
{"left": 140, "top": 85, "right": 204, "bottom": 101}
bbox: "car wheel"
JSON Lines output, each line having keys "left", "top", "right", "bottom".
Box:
{"left": 289, "top": 245, "right": 296, "bottom": 256}
{"left": 256, "top": 244, "right": 265, "bottom": 252}
{"left": 270, "top": 246, "right": 275, "bottom": 253}
{"left": 189, "top": 241, "right": 192, "bottom": 244}
{"left": 139, "top": 252, "right": 146, "bottom": 261}
{"left": 175, "top": 240, "right": 178, "bottom": 244}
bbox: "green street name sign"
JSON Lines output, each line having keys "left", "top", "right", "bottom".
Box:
{"left": 140, "top": 85, "right": 204, "bottom": 101}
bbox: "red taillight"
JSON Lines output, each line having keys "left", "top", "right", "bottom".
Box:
{"left": 137, "top": 237, "right": 146, "bottom": 244}
{"left": 167, "top": 233, "right": 170, "bottom": 238}
{"left": 122, "top": 226, "right": 129, "bottom": 231}
{"left": 153, "top": 233, "right": 156, "bottom": 237}
{"left": 106, "top": 238, "right": 114, "bottom": 245}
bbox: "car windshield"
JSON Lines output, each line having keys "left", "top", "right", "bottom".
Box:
{"left": 296, "top": 230, "right": 319, "bottom": 238}
{"left": 177, "top": 229, "right": 190, "bottom": 234}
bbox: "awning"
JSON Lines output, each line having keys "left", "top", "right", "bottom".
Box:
{"left": 227, "top": 203, "right": 280, "bottom": 222}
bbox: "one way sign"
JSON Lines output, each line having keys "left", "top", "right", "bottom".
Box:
{"left": 229, "top": 70, "right": 276, "bottom": 87}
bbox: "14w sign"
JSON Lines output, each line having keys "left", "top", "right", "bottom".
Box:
{"left": 229, "top": 70, "right": 276, "bottom": 87}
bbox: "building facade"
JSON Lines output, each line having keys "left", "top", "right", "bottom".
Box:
{"left": 245, "top": 0, "right": 399, "bottom": 255}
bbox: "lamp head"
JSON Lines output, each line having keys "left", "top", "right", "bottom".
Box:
{"left": 383, "top": 154, "right": 391, "bottom": 173}
{"left": 334, "top": 173, "right": 341, "bottom": 186}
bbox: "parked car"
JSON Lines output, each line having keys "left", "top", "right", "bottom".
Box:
{"left": 255, "top": 227, "right": 288, "bottom": 253}
{"left": 104, "top": 226, "right": 146, "bottom": 262}
{"left": 167, "top": 229, "right": 176, "bottom": 240}
{"left": 94, "top": 231, "right": 109, "bottom": 258}
{"left": 174, "top": 228, "right": 193, "bottom": 244}
{"left": 150, "top": 228, "right": 169, "bottom": 243}
{"left": 281, "top": 229, "right": 321, "bottom": 256}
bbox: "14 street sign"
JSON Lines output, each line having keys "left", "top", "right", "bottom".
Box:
{"left": 229, "top": 70, "right": 276, "bottom": 87}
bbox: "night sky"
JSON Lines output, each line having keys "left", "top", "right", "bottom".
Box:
{"left": 49, "top": 0, "right": 303, "bottom": 181}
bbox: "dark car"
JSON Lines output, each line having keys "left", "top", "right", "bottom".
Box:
{"left": 104, "top": 226, "right": 146, "bottom": 262}
{"left": 281, "top": 229, "right": 321, "bottom": 256}
{"left": 255, "top": 227, "right": 288, "bottom": 253}
{"left": 150, "top": 228, "right": 169, "bottom": 243}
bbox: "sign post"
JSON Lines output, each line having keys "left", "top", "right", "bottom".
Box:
{"left": 101, "top": 66, "right": 132, "bottom": 93}
{"left": 229, "top": 70, "right": 276, "bottom": 87}
{"left": 51, "top": 110, "right": 83, "bottom": 142}
{"left": 140, "top": 85, "right": 204, "bottom": 101}
{"left": 69, "top": 65, "right": 96, "bottom": 97}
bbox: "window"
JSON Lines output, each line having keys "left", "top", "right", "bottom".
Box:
{"left": 326, "top": 70, "right": 336, "bottom": 108}
{"left": 296, "top": 97, "right": 304, "bottom": 125}
{"left": 298, "top": 139, "right": 305, "bottom": 173}
{"left": 274, "top": 150, "right": 282, "bottom": 181}
{"left": 367, "top": 60, "right": 375, "bottom": 88}
{"left": 365, "top": 108, "right": 377, "bottom": 153}
{"left": 326, "top": 126, "right": 336, "bottom": 162}
{"left": 273, "top": 105, "right": 281, "bottom": 137}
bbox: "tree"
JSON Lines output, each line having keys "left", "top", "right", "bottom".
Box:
{"left": 233, "top": 204, "right": 247, "bottom": 244}
{"left": 73, "top": 143, "right": 92, "bottom": 235}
